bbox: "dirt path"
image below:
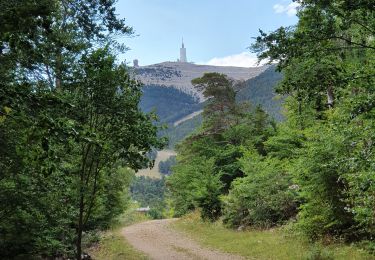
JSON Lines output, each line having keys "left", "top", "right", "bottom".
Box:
{"left": 122, "top": 219, "right": 243, "bottom": 260}
{"left": 173, "top": 110, "right": 203, "bottom": 127}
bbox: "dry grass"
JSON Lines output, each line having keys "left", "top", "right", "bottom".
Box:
{"left": 87, "top": 209, "right": 150, "bottom": 260}
{"left": 136, "top": 150, "right": 176, "bottom": 179}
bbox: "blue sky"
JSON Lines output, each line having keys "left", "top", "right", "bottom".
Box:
{"left": 116, "top": 0, "right": 299, "bottom": 67}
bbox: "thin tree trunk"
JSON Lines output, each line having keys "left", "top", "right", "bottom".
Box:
{"left": 76, "top": 145, "right": 89, "bottom": 260}
{"left": 327, "top": 85, "right": 334, "bottom": 108}
{"left": 55, "top": 49, "right": 63, "bottom": 91}
{"left": 76, "top": 186, "right": 84, "bottom": 260}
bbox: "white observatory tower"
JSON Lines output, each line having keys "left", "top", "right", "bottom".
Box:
{"left": 180, "top": 38, "right": 187, "bottom": 63}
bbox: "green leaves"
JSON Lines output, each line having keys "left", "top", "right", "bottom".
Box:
{"left": 247, "top": 0, "right": 375, "bottom": 244}
{"left": 223, "top": 150, "right": 298, "bottom": 229}
{"left": 0, "top": 1, "right": 162, "bottom": 258}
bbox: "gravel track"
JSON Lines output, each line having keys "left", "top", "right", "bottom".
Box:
{"left": 122, "top": 219, "right": 243, "bottom": 260}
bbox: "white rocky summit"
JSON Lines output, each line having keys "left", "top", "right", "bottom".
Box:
{"left": 133, "top": 61, "right": 267, "bottom": 101}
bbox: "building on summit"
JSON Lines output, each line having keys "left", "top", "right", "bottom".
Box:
{"left": 133, "top": 59, "right": 139, "bottom": 68}
{"left": 179, "top": 38, "right": 187, "bottom": 63}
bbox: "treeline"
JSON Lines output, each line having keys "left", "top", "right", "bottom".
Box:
{"left": 0, "top": 1, "right": 162, "bottom": 259}
{"left": 159, "top": 156, "right": 177, "bottom": 175}
{"left": 168, "top": 0, "right": 375, "bottom": 252}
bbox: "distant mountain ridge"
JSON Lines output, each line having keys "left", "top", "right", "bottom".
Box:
{"left": 133, "top": 62, "right": 268, "bottom": 101}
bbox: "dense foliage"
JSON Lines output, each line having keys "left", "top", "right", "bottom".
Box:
{"left": 0, "top": 1, "right": 163, "bottom": 259}
{"left": 251, "top": 0, "right": 375, "bottom": 243}
{"left": 168, "top": 73, "right": 278, "bottom": 221}
{"left": 169, "top": 1, "right": 375, "bottom": 252}
{"left": 223, "top": 149, "right": 299, "bottom": 229}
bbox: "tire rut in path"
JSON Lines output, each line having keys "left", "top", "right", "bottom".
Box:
{"left": 122, "top": 219, "right": 244, "bottom": 260}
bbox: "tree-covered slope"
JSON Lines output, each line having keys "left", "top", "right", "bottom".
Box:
{"left": 139, "top": 85, "right": 203, "bottom": 124}
{"left": 237, "top": 65, "right": 283, "bottom": 121}
{"left": 162, "top": 114, "right": 203, "bottom": 148}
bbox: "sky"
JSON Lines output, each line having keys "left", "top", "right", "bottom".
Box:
{"left": 115, "top": 0, "right": 299, "bottom": 67}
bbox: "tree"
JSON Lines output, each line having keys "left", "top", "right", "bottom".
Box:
{"left": 251, "top": 0, "right": 375, "bottom": 241}
{"left": 0, "top": 1, "right": 164, "bottom": 258}
{"left": 252, "top": 1, "right": 374, "bottom": 115}
{"left": 70, "top": 48, "right": 163, "bottom": 258}
{"left": 192, "top": 73, "right": 238, "bottom": 136}
{"left": 168, "top": 73, "right": 275, "bottom": 221}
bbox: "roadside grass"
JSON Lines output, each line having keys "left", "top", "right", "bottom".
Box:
{"left": 86, "top": 207, "right": 150, "bottom": 260}
{"left": 171, "top": 212, "right": 373, "bottom": 260}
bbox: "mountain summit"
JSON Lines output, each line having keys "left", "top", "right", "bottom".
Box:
{"left": 133, "top": 61, "right": 267, "bottom": 101}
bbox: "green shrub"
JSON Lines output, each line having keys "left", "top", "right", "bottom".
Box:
{"left": 168, "top": 157, "right": 223, "bottom": 221}
{"left": 148, "top": 208, "right": 164, "bottom": 219}
{"left": 223, "top": 150, "right": 298, "bottom": 228}
{"left": 195, "top": 170, "right": 223, "bottom": 221}
{"left": 293, "top": 124, "right": 357, "bottom": 241}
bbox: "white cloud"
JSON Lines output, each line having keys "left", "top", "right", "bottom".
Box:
{"left": 273, "top": 2, "right": 300, "bottom": 16}
{"left": 200, "top": 52, "right": 266, "bottom": 68}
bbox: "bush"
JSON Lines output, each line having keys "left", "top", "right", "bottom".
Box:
{"left": 148, "top": 208, "right": 164, "bottom": 219}
{"left": 168, "top": 157, "right": 223, "bottom": 221}
{"left": 195, "top": 170, "right": 223, "bottom": 221}
{"left": 293, "top": 124, "right": 357, "bottom": 241}
{"left": 223, "top": 150, "right": 298, "bottom": 228}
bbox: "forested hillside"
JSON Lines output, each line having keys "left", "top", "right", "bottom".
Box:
{"left": 139, "top": 85, "right": 202, "bottom": 124}
{"left": 237, "top": 66, "right": 283, "bottom": 121}
{"left": 131, "top": 176, "right": 166, "bottom": 219}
